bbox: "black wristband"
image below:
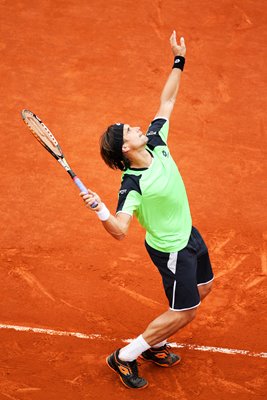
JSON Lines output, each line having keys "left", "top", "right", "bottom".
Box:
{"left": 172, "top": 56, "right": 185, "bottom": 71}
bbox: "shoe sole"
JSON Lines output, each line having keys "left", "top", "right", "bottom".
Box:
{"left": 106, "top": 356, "right": 148, "bottom": 390}
{"left": 139, "top": 354, "right": 181, "bottom": 368}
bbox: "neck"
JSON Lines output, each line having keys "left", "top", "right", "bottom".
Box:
{"left": 128, "top": 148, "right": 152, "bottom": 169}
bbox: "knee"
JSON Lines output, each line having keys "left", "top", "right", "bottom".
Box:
{"left": 184, "top": 308, "right": 197, "bottom": 323}
{"left": 198, "top": 281, "right": 213, "bottom": 300}
{"left": 173, "top": 308, "right": 197, "bottom": 326}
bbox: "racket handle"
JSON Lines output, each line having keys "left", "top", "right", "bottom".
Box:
{"left": 73, "top": 177, "right": 98, "bottom": 209}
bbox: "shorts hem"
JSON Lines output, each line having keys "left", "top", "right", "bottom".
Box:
{"left": 169, "top": 301, "right": 201, "bottom": 312}
{"left": 197, "top": 277, "right": 214, "bottom": 287}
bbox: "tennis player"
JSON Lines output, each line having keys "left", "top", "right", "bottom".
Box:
{"left": 81, "top": 31, "right": 214, "bottom": 389}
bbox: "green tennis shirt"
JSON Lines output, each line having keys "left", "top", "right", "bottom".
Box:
{"left": 116, "top": 118, "right": 192, "bottom": 252}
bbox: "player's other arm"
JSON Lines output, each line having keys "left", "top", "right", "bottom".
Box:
{"left": 100, "top": 212, "right": 131, "bottom": 240}
{"left": 154, "top": 31, "right": 186, "bottom": 121}
{"left": 80, "top": 190, "right": 131, "bottom": 240}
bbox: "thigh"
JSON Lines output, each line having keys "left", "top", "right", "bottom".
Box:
{"left": 145, "top": 241, "right": 175, "bottom": 301}
{"left": 188, "top": 226, "right": 214, "bottom": 285}
{"left": 145, "top": 241, "right": 201, "bottom": 311}
{"left": 171, "top": 247, "right": 200, "bottom": 311}
{"left": 189, "top": 226, "right": 208, "bottom": 257}
{"left": 197, "top": 251, "right": 214, "bottom": 286}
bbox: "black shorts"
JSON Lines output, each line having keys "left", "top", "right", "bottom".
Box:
{"left": 145, "top": 226, "right": 214, "bottom": 311}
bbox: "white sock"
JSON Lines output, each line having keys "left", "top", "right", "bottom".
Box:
{"left": 152, "top": 339, "right": 167, "bottom": 348}
{"left": 119, "top": 335, "right": 150, "bottom": 362}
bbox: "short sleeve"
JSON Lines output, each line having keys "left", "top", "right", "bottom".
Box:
{"left": 116, "top": 174, "right": 142, "bottom": 216}
{"left": 146, "top": 118, "right": 169, "bottom": 149}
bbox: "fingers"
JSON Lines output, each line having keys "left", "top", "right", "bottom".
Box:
{"left": 80, "top": 190, "right": 97, "bottom": 207}
{"left": 170, "top": 31, "right": 185, "bottom": 45}
{"left": 170, "top": 30, "right": 176, "bottom": 46}
{"left": 81, "top": 194, "right": 97, "bottom": 207}
{"left": 79, "top": 188, "right": 95, "bottom": 198}
{"left": 83, "top": 188, "right": 95, "bottom": 195}
{"left": 170, "top": 30, "right": 186, "bottom": 57}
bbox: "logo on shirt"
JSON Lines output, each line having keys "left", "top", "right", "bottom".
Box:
{"left": 147, "top": 130, "right": 157, "bottom": 136}
{"left": 162, "top": 150, "right": 169, "bottom": 158}
{"left": 119, "top": 189, "right": 127, "bottom": 195}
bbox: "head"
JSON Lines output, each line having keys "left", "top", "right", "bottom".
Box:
{"left": 100, "top": 123, "right": 147, "bottom": 170}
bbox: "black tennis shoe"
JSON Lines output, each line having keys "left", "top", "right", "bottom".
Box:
{"left": 140, "top": 344, "right": 181, "bottom": 367}
{"left": 106, "top": 349, "right": 148, "bottom": 389}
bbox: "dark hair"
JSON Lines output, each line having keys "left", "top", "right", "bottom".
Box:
{"left": 99, "top": 125, "right": 131, "bottom": 171}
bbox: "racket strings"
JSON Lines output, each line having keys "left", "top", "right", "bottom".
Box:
{"left": 27, "top": 116, "right": 58, "bottom": 146}
{"left": 23, "top": 113, "right": 62, "bottom": 157}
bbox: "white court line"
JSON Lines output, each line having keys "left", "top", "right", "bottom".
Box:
{"left": 0, "top": 323, "right": 266, "bottom": 359}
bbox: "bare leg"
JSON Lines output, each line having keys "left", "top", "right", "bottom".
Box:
{"left": 198, "top": 281, "right": 213, "bottom": 301}
{"left": 142, "top": 281, "right": 213, "bottom": 347}
{"left": 142, "top": 308, "right": 197, "bottom": 347}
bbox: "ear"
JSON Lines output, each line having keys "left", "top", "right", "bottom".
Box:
{"left": 122, "top": 143, "right": 130, "bottom": 153}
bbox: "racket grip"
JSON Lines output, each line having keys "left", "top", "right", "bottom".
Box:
{"left": 73, "top": 177, "right": 98, "bottom": 208}
{"left": 73, "top": 176, "right": 88, "bottom": 193}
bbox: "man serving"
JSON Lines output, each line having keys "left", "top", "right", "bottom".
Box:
{"left": 81, "top": 31, "right": 214, "bottom": 389}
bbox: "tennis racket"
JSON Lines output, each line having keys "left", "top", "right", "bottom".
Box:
{"left": 21, "top": 109, "right": 98, "bottom": 208}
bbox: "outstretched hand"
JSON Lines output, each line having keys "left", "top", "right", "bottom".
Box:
{"left": 170, "top": 31, "right": 186, "bottom": 57}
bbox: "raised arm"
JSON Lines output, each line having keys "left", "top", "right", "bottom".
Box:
{"left": 154, "top": 31, "right": 186, "bottom": 120}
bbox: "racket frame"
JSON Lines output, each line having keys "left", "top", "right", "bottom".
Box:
{"left": 21, "top": 109, "right": 98, "bottom": 206}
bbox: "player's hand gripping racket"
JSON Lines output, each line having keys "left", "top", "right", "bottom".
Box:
{"left": 21, "top": 109, "right": 98, "bottom": 208}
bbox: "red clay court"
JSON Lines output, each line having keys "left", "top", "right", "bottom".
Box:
{"left": 0, "top": 0, "right": 266, "bottom": 399}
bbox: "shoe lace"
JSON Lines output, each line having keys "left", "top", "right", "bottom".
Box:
{"left": 128, "top": 360, "right": 140, "bottom": 378}
{"left": 162, "top": 344, "right": 171, "bottom": 355}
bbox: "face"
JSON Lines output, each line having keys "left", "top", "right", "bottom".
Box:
{"left": 122, "top": 124, "right": 148, "bottom": 153}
